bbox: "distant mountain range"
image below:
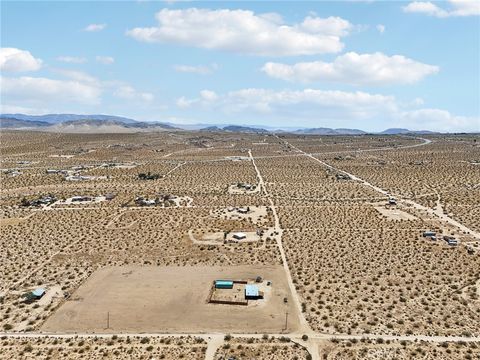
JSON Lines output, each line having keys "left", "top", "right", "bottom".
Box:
{"left": 1, "top": 117, "right": 51, "bottom": 128}
{"left": 201, "top": 125, "right": 269, "bottom": 133}
{"left": 1, "top": 113, "right": 442, "bottom": 135}
{"left": 3, "top": 113, "right": 139, "bottom": 124}
{"left": 293, "top": 127, "right": 367, "bottom": 135}
{"left": 0, "top": 114, "right": 177, "bottom": 133}
{"left": 200, "top": 125, "right": 437, "bottom": 135}
{"left": 378, "top": 128, "right": 436, "bottom": 135}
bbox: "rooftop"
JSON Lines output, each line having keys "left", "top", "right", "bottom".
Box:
{"left": 32, "top": 288, "right": 46, "bottom": 297}
{"left": 233, "top": 232, "right": 246, "bottom": 238}
{"left": 245, "top": 284, "right": 259, "bottom": 297}
{"left": 215, "top": 280, "right": 234, "bottom": 286}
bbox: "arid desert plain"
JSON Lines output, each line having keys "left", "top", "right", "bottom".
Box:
{"left": 1, "top": 130, "right": 480, "bottom": 359}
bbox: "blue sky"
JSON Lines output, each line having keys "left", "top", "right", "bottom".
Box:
{"left": 1, "top": 0, "right": 479, "bottom": 131}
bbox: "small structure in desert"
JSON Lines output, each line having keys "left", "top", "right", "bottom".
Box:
{"left": 232, "top": 232, "right": 247, "bottom": 240}
{"left": 237, "top": 183, "right": 255, "bottom": 191}
{"left": 335, "top": 173, "right": 351, "bottom": 180}
{"left": 447, "top": 238, "right": 458, "bottom": 246}
{"left": 24, "top": 287, "right": 46, "bottom": 302}
{"left": 135, "top": 197, "right": 156, "bottom": 206}
{"left": 71, "top": 196, "right": 92, "bottom": 202}
{"left": 215, "top": 280, "right": 234, "bottom": 289}
{"left": 208, "top": 278, "right": 265, "bottom": 305}
{"left": 245, "top": 284, "right": 263, "bottom": 300}
{"left": 32, "top": 288, "right": 46, "bottom": 299}
{"left": 423, "top": 231, "right": 436, "bottom": 238}
{"left": 20, "top": 195, "right": 57, "bottom": 207}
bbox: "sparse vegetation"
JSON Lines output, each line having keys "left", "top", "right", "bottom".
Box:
{"left": 1, "top": 131, "right": 479, "bottom": 355}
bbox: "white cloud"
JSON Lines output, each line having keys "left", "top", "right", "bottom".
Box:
{"left": 114, "top": 85, "right": 154, "bottom": 102}
{"left": 53, "top": 69, "right": 100, "bottom": 85}
{"left": 376, "top": 24, "right": 385, "bottom": 33}
{"left": 0, "top": 48, "right": 42, "bottom": 72}
{"left": 397, "top": 108, "right": 478, "bottom": 132}
{"left": 177, "top": 88, "right": 398, "bottom": 117}
{"left": 199, "top": 89, "right": 218, "bottom": 101}
{"left": 126, "top": 8, "right": 352, "bottom": 56}
{"left": 261, "top": 52, "right": 439, "bottom": 86}
{"left": 411, "top": 97, "right": 425, "bottom": 106}
{"left": 299, "top": 16, "right": 352, "bottom": 36}
{"left": 56, "top": 56, "right": 87, "bottom": 64}
{"left": 403, "top": 2, "right": 448, "bottom": 17}
{"left": 403, "top": 0, "right": 480, "bottom": 17}
{"left": 175, "top": 88, "right": 479, "bottom": 132}
{"left": 173, "top": 63, "right": 218, "bottom": 75}
{"left": 449, "top": 0, "right": 480, "bottom": 16}
{"left": 0, "top": 104, "right": 51, "bottom": 115}
{"left": 176, "top": 90, "right": 219, "bottom": 108}
{"left": 1, "top": 66, "right": 155, "bottom": 111}
{"left": 84, "top": 23, "right": 106, "bottom": 32}
{"left": 0, "top": 76, "right": 101, "bottom": 105}
{"left": 96, "top": 56, "right": 115, "bottom": 64}
{"left": 176, "top": 96, "right": 196, "bottom": 109}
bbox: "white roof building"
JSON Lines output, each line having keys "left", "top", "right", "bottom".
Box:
{"left": 233, "top": 232, "right": 247, "bottom": 240}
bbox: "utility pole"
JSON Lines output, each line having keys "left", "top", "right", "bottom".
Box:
{"left": 107, "top": 311, "right": 110, "bottom": 329}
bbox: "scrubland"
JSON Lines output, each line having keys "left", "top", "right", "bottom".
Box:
{"left": 1, "top": 130, "right": 479, "bottom": 357}
{"left": 0, "top": 336, "right": 207, "bottom": 359}
{"left": 215, "top": 336, "right": 310, "bottom": 359}
{"left": 319, "top": 338, "right": 479, "bottom": 359}
{"left": 324, "top": 136, "right": 480, "bottom": 231}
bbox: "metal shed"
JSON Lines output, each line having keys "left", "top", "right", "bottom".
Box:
{"left": 32, "top": 288, "right": 46, "bottom": 299}
{"left": 233, "top": 232, "right": 247, "bottom": 240}
{"left": 245, "top": 284, "right": 259, "bottom": 299}
{"left": 215, "top": 280, "right": 234, "bottom": 289}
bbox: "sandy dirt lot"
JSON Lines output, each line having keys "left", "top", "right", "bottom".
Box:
{"left": 42, "top": 265, "right": 299, "bottom": 333}
{"left": 0, "top": 217, "right": 24, "bottom": 226}
{"left": 373, "top": 205, "right": 418, "bottom": 221}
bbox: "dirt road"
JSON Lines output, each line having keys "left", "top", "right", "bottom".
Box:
{"left": 249, "top": 149, "right": 312, "bottom": 335}
{"left": 281, "top": 136, "right": 480, "bottom": 241}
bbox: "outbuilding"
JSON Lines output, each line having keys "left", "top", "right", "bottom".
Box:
{"left": 245, "top": 284, "right": 262, "bottom": 300}
{"left": 447, "top": 239, "right": 459, "bottom": 246}
{"left": 215, "top": 280, "right": 234, "bottom": 289}
{"left": 233, "top": 232, "right": 247, "bottom": 240}
{"left": 32, "top": 288, "right": 46, "bottom": 299}
{"left": 71, "top": 196, "right": 91, "bottom": 202}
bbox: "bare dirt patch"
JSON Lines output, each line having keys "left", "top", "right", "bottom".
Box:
{"left": 373, "top": 204, "right": 418, "bottom": 221}
{"left": 0, "top": 217, "right": 25, "bottom": 226}
{"left": 42, "top": 265, "right": 299, "bottom": 333}
{"left": 189, "top": 229, "right": 262, "bottom": 246}
{"left": 228, "top": 183, "right": 260, "bottom": 194}
{"left": 211, "top": 206, "right": 270, "bottom": 225}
